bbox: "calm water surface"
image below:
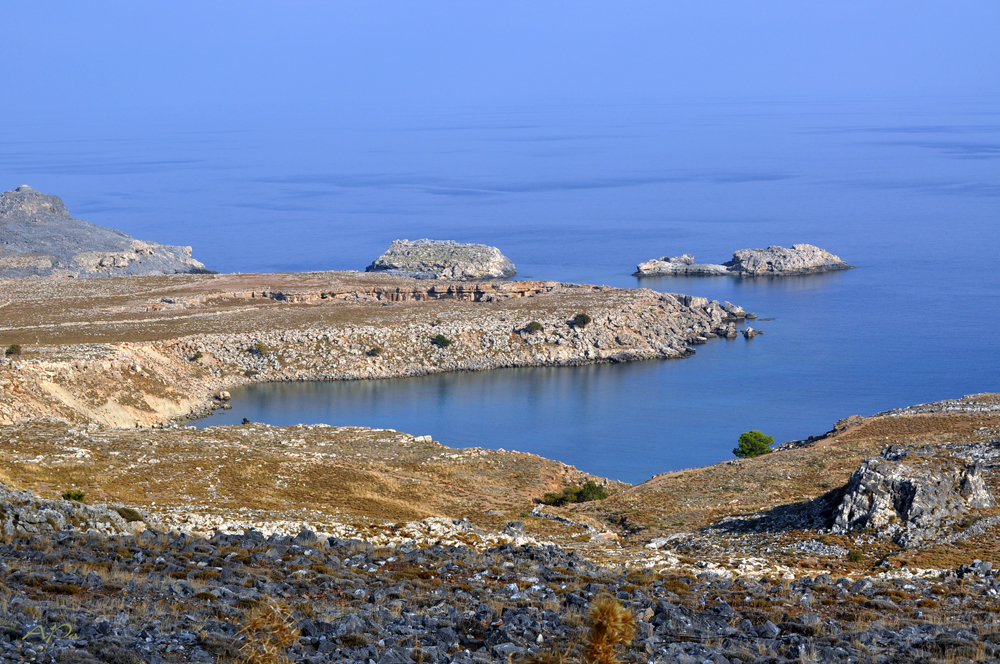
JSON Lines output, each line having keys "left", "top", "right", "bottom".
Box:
{"left": 3, "top": 99, "right": 998, "bottom": 482}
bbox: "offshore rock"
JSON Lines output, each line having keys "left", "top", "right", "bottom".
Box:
{"left": 635, "top": 244, "right": 852, "bottom": 277}
{"left": 832, "top": 445, "right": 995, "bottom": 546}
{"left": 0, "top": 185, "right": 210, "bottom": 278}
{"left": 367, "top": 239, "right": 516, "bottom": 280}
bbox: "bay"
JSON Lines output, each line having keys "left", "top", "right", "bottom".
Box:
{"left": 3, "top": 99, "right": 998, "bottom": 482}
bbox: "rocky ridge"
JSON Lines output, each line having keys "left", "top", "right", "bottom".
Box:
{"left": 635, "top": 244, "right": 853, "bottom": 277}
{"left": 367, "top": 240, "right": 516, "bottom": 280}
{"left": 0, "top": 185, "right": 210, "bottom": 278}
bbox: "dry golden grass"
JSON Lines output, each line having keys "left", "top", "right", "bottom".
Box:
{"left": 236, "top": 599, "right": 301, "bottom": 664}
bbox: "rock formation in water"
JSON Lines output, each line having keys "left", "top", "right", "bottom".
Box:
{"left": 366, "top": 239, "right": 516, "bottom": 280}
{"left": 635, "top": 244, "right": 853, "bottom": 277}
{"left": 0, "top": 185, "right": 211, "bottom": 278}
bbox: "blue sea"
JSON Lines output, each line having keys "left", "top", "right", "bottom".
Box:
{"left": 4, "top": 99, "right": 999, "bottom": 483}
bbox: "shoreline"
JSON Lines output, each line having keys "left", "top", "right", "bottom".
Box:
{"left": 0, "top": 271, "right": 751, "bottom": 428}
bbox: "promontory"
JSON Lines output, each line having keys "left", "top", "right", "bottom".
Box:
{"left": 635, "top": 243, "right": 853, "bottom": 276}
{"left": 0, "top": 185, "right": 211, "bottom": 278}
{"left": 367, "top": 238, "right": 516, "bottom": 280}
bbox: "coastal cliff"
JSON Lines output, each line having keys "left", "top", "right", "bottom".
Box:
{"left": 636, "top": 243, "right": 853, "bottom": 276}
{"left": 0, "top": 185, "right": 211, "bottom": 278}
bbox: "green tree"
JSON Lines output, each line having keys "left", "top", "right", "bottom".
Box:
{"left": 733, "top": 430, "right": 773, "bottom": 458}
{"left": 572, "top": 313, "right": 592, "bottom": 328}
{"left": 431, "top": 334, "right": 453, "bottom": 348}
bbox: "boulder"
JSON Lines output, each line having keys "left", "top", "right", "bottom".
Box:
{"left": 366, "top": 239, "right": 516, "bottom": 280}
{"left": 635, "top": 244, "right": 852, "bottom": 277}
{"left": 832, "top": 445, "right": 995, "bottom": 546}
{"left": 0, "top": 185, "right": 211, "bottom": 278}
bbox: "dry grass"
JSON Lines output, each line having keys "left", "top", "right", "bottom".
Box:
{"left": 236, "top": 599, "right": 301, "bottom": 664}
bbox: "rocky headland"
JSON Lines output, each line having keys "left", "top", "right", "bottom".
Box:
{"left": 635, "top": 244, "right": 853, "bottom": 277}
{"left": 0, "top": 185, "right": 210, "bottom": 278}
{"left": 0, "top": 271, "right": 753, "bottom": 427}
{"left": 367, "top": 239, "right": 516, "bottom": 280}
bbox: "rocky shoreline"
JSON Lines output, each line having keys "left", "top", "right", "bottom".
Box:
{"left": 0, "top": 272, "right": 753, "bottom": 427}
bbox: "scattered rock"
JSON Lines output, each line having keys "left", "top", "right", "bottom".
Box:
{"left": 366, "top": 239, "right": 516, "bottom": 280}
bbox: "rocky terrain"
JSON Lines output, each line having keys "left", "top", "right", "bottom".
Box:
{"left": 0, "top": 272, "right": 752, "bottom": 427}
{"left": 635, "top": 244, "right": 853, "bottom": 277}
{"left": 1, "top": 394, "right": 1000, "bottom": 662}
{"left": 367, "top": 240, "right": 516, "bottom": 280}
{"left": 0, "top": 186, "right": 210, "bottom": 278}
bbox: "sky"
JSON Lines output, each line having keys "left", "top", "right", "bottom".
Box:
{"left": 3, "top": 1, "right": 999, "bottom": 124}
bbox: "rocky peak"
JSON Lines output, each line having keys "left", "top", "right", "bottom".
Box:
{"left": 0, "top": 184, "right": 70, "bottom": 219}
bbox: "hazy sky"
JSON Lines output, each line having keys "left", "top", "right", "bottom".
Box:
{"left": 4, "top": 1, "right": 999, "bottom": 123}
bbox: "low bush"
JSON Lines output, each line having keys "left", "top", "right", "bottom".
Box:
{"left": 62, "top": 490, "right": 85, "bottom": 503}
{"left": 525, "top": 321, "right": 543, "bottom": 333}
{"left": 190, "top": 350, "right": 203, "bottom": 361}
{"left": 846, "top": 550, "right": 864, "bottom": 563}
{"left": 5, "top": 344, "right": 21, "bottom": 356}
{"left": 431, "top": 334, "right": 453, "bottom": 348}
{"left": 115, "top": 507, "right": 144, "bottom": 523}
{"left": 367, "top": 347, "right": 382, "bottom": 357}
{"left": 733, "top": 430, "right": 773, "bottom": 458}
{"left": 572, "top": 313, "right": 591, "bottom": 328}
{"left": 543, "top": 481, "right": 609, "bottom": 506}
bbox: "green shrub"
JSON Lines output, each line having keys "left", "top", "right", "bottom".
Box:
{"left": 190, "top": 350, "right": 203, "bottom": 361}
{"left": 431, "top": 334, "right": 453, "bottom": 348}
{"left": 572, "top": 313, "right": 592, "bottom": 328}
{"left": 114, "top": 507, "right": 144, "bottom": 523}
{"left": 576, "top": 480, "right": 609, "bottom": 502}
{"left": 249, "top": 342, "right": 270, "bottom": 355}
{"left": 847, "top": 550, "right": 864, "bottom": 563}
{"left": 543, "top": 481, "right": 609, "bottom": 506}
{"left": 5, "top": 344, "right": 21, "bottom": 356}
{"left": 733, "top": 430, "right": 773, "bottom": 458}
{"left": 525, "top": 321, "right": 543, "bottom": 333}
{"left": 367, "top": 347, "right": 382, "bottom": 357}
{"left": 62, "top": 490, "right": 85, "bottom": 503}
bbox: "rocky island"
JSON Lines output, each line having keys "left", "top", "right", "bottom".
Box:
{"left": 0, "top": 185, "right": 210, "bottom": 278}
{"left": 367, "top": 239, "right": 516, "bottom": 280}
{"left": 635, "top": 243, "right": 853, "bottom": 277}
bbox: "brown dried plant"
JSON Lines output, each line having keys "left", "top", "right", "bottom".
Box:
{"left": 583, "top": 596, "right": 636, "bottom": 664}
{"left": 522, "top": 597, "right": 636, "bottom": 664}
{"left": 236, "top": 599, "right": 301, "bottom": 664}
